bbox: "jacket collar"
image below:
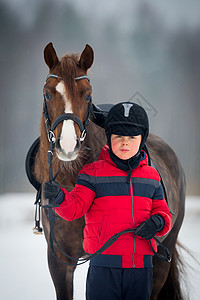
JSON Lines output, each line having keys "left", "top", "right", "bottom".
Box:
{"left": 98, "top": 145, "right": 148, "bottom": 169}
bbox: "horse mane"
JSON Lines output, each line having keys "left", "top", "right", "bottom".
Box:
{"left": 60, "top": 54, "right": 80, "bottom": 101}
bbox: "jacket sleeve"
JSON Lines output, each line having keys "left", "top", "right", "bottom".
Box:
{"left": 151, "top": 181, "right": 172, "bottom": 237}
{"left": 55, "top": 165, "right": 96, "bottom": 221}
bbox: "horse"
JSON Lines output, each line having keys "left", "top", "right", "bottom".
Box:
{"left": 32, "top": 42, "right": 186, "bottom": 300}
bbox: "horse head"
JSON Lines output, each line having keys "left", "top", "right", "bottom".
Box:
{"left": 43, "top": 42, "right": 94, "bottom": 161}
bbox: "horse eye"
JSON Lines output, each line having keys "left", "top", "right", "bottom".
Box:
{"left": 84, "top": 94, "right": 92, "bottom": 102}
{"left": 44, "top": 92, "right": 52, "bottom": 100}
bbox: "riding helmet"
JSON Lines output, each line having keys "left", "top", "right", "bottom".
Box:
{"left": 105, "top": 102, "right": 149, "bottom": 150}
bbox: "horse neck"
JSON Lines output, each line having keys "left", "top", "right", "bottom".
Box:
{"left": 83, "top": 121, "right": 107, "bottom": 161}
{"left": 34, "top": 117, "right": 50, "bottom": 184}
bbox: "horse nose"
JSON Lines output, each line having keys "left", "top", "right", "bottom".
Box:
{"left": 67, "top": 151, "right": 74, "bottom": 159}
{"left": 55, "top": 137, "right": 81, "bottom": 161}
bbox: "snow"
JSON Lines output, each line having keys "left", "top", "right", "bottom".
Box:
{"left": 0, "top": 194, "right": 200, "bottom": 299}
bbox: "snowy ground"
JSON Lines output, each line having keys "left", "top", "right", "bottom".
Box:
{"left": 0, "top": 194, "right": 200, "bottom": 300}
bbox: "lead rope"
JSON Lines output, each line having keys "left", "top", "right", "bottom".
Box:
{"left": 149, "top": 237, "right": 171, "bottom": 262}
{"left": 48, "top": 219, "right": 172, "bottom": 266}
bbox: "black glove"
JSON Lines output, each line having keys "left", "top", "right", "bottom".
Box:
{"left": 44, "top": 181, "right": 64, "bottom": 206}
{"left": 135, "top": 215, "right": 163, "bottom": 240}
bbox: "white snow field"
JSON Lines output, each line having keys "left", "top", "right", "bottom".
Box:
{"left": 0, "top": 194, "right": 200, "bottom": 299}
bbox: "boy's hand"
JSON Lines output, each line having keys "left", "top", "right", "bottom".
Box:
{"left": 135, "top": 215, "right": 162, "bottom": 240}
{"left": 44, "top": 181, "right": 64, "bottom": 206}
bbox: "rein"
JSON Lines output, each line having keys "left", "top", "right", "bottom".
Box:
{"left": 48, "top": 221, "right": 171, "bottom": 266}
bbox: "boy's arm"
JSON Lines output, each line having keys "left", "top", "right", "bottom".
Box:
{"left": 55, "top": 184, "right": 96, "bottom": 221}
{"left": 151, "top": 182, "right": 172, "bottom": 237}
{"left": 48, "top": 165, "right": 96, "bottom": 221}
{"left": 135, "top": 182, "right": 172, "bottom": 240}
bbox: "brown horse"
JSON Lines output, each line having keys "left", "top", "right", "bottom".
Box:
{"left": 33, "top": 43, "right": 186, "bottom": 300}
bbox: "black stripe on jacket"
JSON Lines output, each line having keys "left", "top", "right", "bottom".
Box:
{"left": 77, "top": 174, "right": 164, "bottom": 200}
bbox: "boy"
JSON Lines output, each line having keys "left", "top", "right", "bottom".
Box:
{"left": 44, "top": 102, "right": 172, "bottom": 300}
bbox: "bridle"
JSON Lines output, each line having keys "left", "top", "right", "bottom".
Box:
{"left": 43, "top": 73, "right": 93, "bottom": 181}
{"left": 33, "top": 73, "right": 93, "bottom": 235}
{"left": 43, "top": 73, "right": 92, "bottom": 143}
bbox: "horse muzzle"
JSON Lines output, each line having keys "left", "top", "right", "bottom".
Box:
{"left": 49, "top": 113, "right": 86, "bottom": 161}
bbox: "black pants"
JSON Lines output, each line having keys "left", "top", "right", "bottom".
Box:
{"left": 86, "top": 266, "right": 153, "bottom": 300}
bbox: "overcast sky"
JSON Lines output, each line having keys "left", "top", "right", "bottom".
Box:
{"left": 3, "top": 0, "right": 200, "bottom": 30}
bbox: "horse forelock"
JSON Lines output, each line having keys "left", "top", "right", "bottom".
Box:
{"left": 60, "top": 54, "right": 80, "bottom": 101}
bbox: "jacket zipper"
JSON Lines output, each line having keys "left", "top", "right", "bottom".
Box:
{"left": 129, "top": 178, "right": 135, "bottom": 268}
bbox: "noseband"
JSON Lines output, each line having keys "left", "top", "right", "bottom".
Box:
{"left": 43, "top": 73, "right": 92, "bottom": 181}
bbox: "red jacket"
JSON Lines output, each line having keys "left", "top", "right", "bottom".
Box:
{"left": 55, "top": 145, "right": 172, "bottom": 268}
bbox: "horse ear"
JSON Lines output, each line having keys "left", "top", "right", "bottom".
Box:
{"left": 79, "top": 44, "right": 94, "bottom": 71}
{"left": 44, "top": 42, "right": 59, "bottom": 70}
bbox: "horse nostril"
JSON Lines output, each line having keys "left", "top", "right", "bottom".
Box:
{"left": 75, "top": 139, "right": 81, "bottom": 151}
{"left": 67, "top": 152, "right": 74, "bottom": 158}
{"left": 56, "top": 138, "right": 64, "bottom": 152}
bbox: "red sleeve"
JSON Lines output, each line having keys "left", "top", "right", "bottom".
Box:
{"left": 54, "top": 163, "right": 97, "bottom": 220}
{"left": 151, "top": 178, "right": 172, "bottom": 237}
{"left": 54, "top": 183, "right": 96, "bottom": 221}
{"left": 151, "top": 200, "right": 172, "bottom": 237}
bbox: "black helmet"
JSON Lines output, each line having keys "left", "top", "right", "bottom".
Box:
{"left": 105, "top": 102, "right": 149, "bottom": 150}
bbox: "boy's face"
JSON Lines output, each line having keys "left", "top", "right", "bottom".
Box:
{"left": 111, "top": 134, "right": 142, "bottom": 160}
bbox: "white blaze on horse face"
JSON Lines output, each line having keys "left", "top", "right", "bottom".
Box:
{"left": 56, "top": 81, "right": 78, "bottom": 161}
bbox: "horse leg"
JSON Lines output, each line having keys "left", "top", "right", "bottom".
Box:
{"left": 151, "top": 243, "right": 185, "bottom": 300}
{"left": 151, "top": 255, "right": 171, "bottom": 300}
{"left": 42, "top": 200, "right": 85, "bottom": 299}
{"left": 157, "top": 244, "right": 184, "bottom": 300}
{"left": 48, "top": 246, "right": 76, "bottom": 300}
{"left": 151, "top": 221, "right": 185, "bottom": 299}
